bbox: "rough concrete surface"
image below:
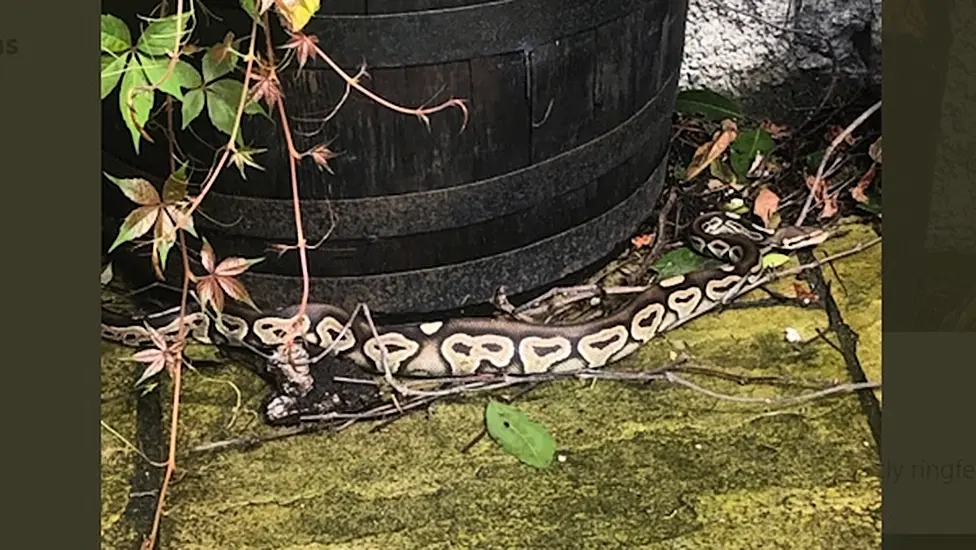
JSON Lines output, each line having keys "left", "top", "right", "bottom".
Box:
{"left": 681, "top": 0, "right": 882, "bottom": 95}
{"left": 100, "top": 222, "right": 882, "bottom": 549}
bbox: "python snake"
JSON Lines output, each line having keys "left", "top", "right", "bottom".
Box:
{"left": 101, "top": 212, "right": 828, "bottom": 380}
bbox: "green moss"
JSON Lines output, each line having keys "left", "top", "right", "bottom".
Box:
{"left": 101, "top": 222, "right": 882, "bottom": 548}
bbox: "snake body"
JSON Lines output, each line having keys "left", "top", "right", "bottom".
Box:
{"left": 101, "top": 212, "right": 827, "bottom": 379}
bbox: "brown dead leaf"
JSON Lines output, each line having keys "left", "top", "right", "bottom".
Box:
{"left": 706, "top": 179, "right": 726, "bottom": 191}
{"left": 826, "top": 125, "right": 857, "bottom": 147}
{"left": 805, "top": 174, "right": 826, "bottom": 199}
{"left": 851, "top": 164, "right": 877, "bottom": 204}
{"left": 792, "top": 282, "right": 818, "bottom": 305}
{"left": 631, "top": 233, "right": 655, "bottom": 249}
{"left": 820, "top": 191, "right": 839, "bottom": 219}
{"left": 869, "top": 136, "right": 882, "bottom": 164}
{"left": 753, "top": 187, "right": 780, "bottom": 227}
{"left": 760, "top": 120, "right": 790, "bottom": 138}
{"left": 685, "top": 119, "right": 738, "bottom": 181}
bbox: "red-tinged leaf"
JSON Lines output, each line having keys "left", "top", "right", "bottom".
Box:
{"left": 281, "top": 32, "right": 318, "bottom": 70}
{"left": 214, "top": 256, "right": 264, "bottom": 277}
{"left": 200, "top": 239, "right": 216, "bottom": 273}
{"left": 165, "top": 205, "right": 197, "bottom": 237}
{"left": 105, "top": 173, "right": 161, "bottom": 206}
{"left": 131, "top": 348, "right": 165, "bottom": 363}
{"left": 135, "top": 357, "right": 168, "bottom": 385}
{"left": 753, "top": 187, "right": 780, "bottom": 227}
{"left": 216, "top": 276, "right": 260, "bottom": 310}
{"left": 146, "top": 324, "right": 169, "bottom": 351}
{"left": 162, "top": 163, "right": 189, "bottom": 203}
{"left": 109, "top": 205, "right": 159, "bottom": 252}
{"left": 197, "top": 277, "right": 224, "bottom": 313}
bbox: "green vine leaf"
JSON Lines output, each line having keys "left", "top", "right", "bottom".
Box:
{"left": 675, "top": 89, "right": 742, "bottom": 122}
{"left": 137, "top": 54, "right": 202, "bottom": 100}
{"left": 162, "top": 162, "right": 190, "bottom": 203}
{"left": 181, "top": 88, "right": 206, "bottom": 129}
{"left": 203, "top": 40, "right": 238, "bottom": 83}
{"left": 238, "top": 0, "right": 266, "bottom": 26}
{"left": 205, "top": 79, "right": 264, "bottom": 138}
{"left": 118, "top": 56, "right": 155, "bottom": 153}
{"left": 485, "top": 401, "right": 556, "bottom": 469}
{"left": 136, "top": 11, "right": 193, "bottom": 57}
{"left": 205, "top": 79, "right": 243, "bottom": 138}
{"left": 101, "top": 53, "right": 129, "bottom": 99}
{"left": 731, "top": 127, "right": 774, "bottom": 180}
{"left": 100, "top": 14, "right": 131, "bottom": 53}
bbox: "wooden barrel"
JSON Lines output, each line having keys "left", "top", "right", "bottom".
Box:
{"left": 102, "top": 0, "right": 689, "bottom": 315}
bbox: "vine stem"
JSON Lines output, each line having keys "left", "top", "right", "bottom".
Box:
{"left": 275, "top": 98, "right": 311, "bottom": 320}
{"left": 184, "top": 18, "right": 261, "bottom": 219}
{"left": 310, "top": 41, "right": 468, "bottom": 126}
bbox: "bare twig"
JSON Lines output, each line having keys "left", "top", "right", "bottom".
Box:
{"left": 795, "top": 100, "right": 881, "bottom": 226}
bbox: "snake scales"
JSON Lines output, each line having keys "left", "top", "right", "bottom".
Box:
{"left": 101, "top": 212, "right": 828, "bottom": 381}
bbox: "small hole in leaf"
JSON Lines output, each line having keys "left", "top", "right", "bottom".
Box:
{"left": 503, "top": 421, "right": 510, "bottom": 428}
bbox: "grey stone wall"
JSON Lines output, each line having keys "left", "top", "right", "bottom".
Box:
{"left": 679, "top": 0, "right": 882, "bottom": 117}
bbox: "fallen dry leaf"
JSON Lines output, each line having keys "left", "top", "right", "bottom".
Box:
{"left": 760, "top": 120, "right": 790, "bottom": 138}
{"left": 851, "top": 164, "right": 877, "bottom": 204}
{"left": 631, "top": 233, "right": 655, "bottom": 249}
{"left": 805, "top": 174, "right": 827, "bottom": 200}
{"left": 685, "top": 119, "right": 738, "bottom": 181}
{"left": 869, "top": 136, "right": 882, "bottom": 164}
{"left": 792, "top": 282, "right": 819, "bottom": 305}
{"left": 753, "top": 187, "right": 780, "bottom": 227}
{"left": 826, "top": 124, "right": 857, "bottom": 147}
{"left": 706, "top": 179, "right": 726, "bottom": 191}
{"left": 820, "top": 191, "right": 839, "bottom": 219}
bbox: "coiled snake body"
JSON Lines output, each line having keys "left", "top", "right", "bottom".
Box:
{"left": 102, "top": 212, "right": 827, "bottom": 380}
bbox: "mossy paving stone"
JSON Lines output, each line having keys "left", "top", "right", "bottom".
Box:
{"left": 100, "top": 222, "right": 881, "bottom": 549}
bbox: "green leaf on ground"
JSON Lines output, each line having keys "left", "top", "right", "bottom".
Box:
{"left": 101, "top": 14, "right": 131, "bottom": 53}
{"left": 136, "top": 11, "right": 193, "bottom": 56}
{"left": 652, "top": 247, "right": 709, "bottom": 279}
{"left": 730, "top": 127, "right": 774, "bottom": 179}
{"left": 675, "top": 89, "right": 742, "bottom": 121}
{"left": 101, "top": 53, "right": 129, "bottom": 99}
{"left": 485, "top": 401, "right": 556, "bottom": 469}
{"left": 761, "top": 253, "right": 791, "bottom": 269}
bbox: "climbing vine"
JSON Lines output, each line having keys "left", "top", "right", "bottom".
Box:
{"left": 100, "top": 1, "right": 466, "bottom": 547}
